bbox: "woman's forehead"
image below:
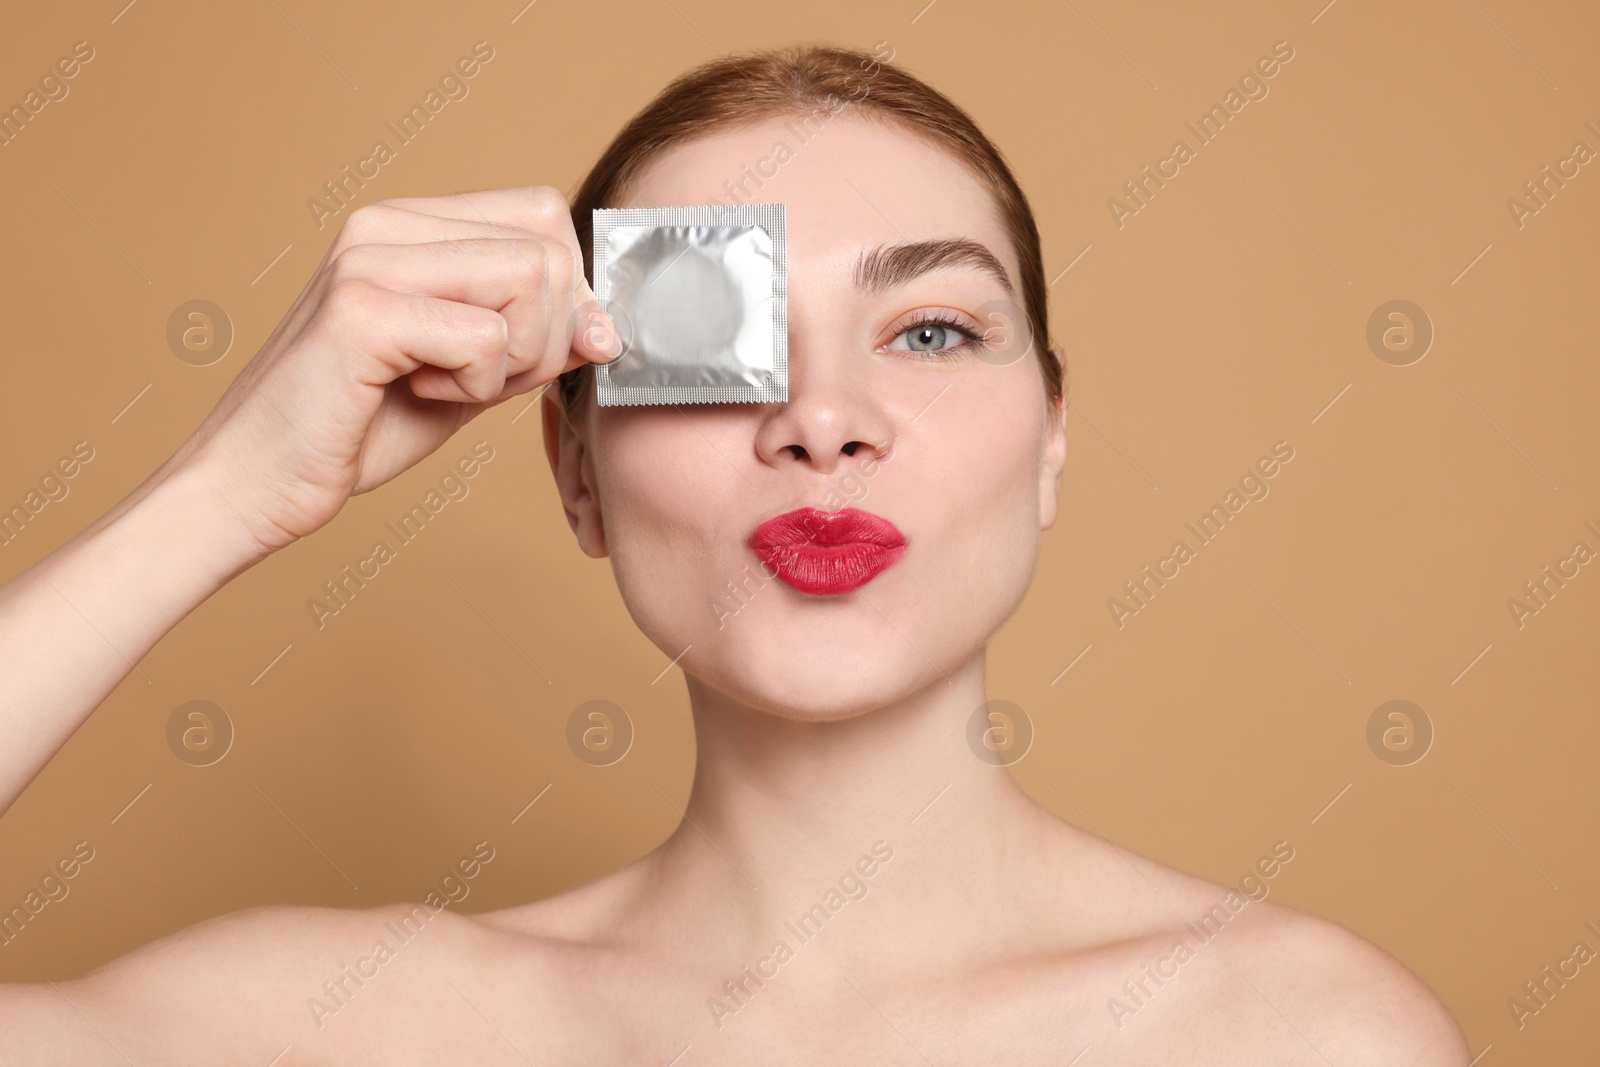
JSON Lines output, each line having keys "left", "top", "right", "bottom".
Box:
{"left": 616, "top": 114, "right": 1020, "bottom": 290}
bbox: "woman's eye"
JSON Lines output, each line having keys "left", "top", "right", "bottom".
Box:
{"left": 887, "top": 319, "right": 978, "bottom": 356}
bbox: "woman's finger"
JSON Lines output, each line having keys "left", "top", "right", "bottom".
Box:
{"left": 378, "top": 186, "right": 612, "bottom": 345}
{"left": 323, "top": 279, "right": 511, "bottom": 403}
{"left": 328, "top": 237, "right": 588, "bottom": 379}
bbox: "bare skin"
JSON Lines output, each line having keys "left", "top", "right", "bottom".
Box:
{"left": 0, "top": 116, "right": 1470, "bottom": 1064}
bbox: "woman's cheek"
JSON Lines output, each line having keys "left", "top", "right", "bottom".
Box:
{"left": 929, "top": 389, "right": 1045, "bottom": 599}
{"left": 597, "top": 437, "right": 739, "bottom": 647}
{"left": 931, "top": 380, "right": 1043, "bottom": 512}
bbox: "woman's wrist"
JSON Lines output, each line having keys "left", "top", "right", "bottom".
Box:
{"left": 35, "top": 455, "right": 274, "bottom": 683}
{"left": 126, "top": 455, "right": 279, "bottom": 592}
{"left": 62, "top": 452, "right": 281, "bottom": 621}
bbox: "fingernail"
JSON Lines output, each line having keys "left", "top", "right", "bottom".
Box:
{"left": 586, "top": 311, "right": 619, "bottom": 362}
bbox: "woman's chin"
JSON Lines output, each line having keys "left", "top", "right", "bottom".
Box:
{"left": 683, "top": 637, "right": 956, "bottom": 723}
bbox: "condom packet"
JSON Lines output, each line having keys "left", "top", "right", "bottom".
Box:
{"left": 592, "top": 203, "right": 787, "bottom": 406}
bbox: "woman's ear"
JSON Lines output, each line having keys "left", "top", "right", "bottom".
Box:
{"left": 1038, "top": 347, "right": 1068, "bottom": 530}
{"left": 541, "top": 388, "right": 608, "bottom": 558}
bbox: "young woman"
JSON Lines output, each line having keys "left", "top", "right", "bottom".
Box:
{"left": 0, "top": 45, "right": 1467, "bottom": 1065}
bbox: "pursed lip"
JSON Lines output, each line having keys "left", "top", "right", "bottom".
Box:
{"left": 748, "top": 507, "right": 908, "bottom": 595}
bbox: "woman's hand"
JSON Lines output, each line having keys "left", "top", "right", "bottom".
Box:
{"left": 174, "top": 185, "right": 615, "bottom": 559}
{"left": 0, "top": 187, "right": 615, "bottom": 816}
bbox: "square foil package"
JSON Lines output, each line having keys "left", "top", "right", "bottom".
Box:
{"left": 592, "top": 203, "right": 787, "bottom": 406}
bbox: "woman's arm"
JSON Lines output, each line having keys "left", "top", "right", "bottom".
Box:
{"left": 0, "top": 902, "right": 493, "bottom": 1066}
{"left": 0, "top": 185, "right": 616, "bottom": 818}
{"left": 0, "top": 456, "right": 262, "bottom": 812}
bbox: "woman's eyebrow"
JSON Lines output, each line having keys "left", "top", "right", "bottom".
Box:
{"left": 853, "top": 238, "right": 1015, "bottom": 297}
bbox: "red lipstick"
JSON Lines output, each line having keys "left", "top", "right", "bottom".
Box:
{"left": 748, "top": 507, "right": 907, "bottom": 595}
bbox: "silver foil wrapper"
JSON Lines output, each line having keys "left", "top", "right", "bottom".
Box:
{"left": 592, "top": 203, "right": 787, "bottom": 406}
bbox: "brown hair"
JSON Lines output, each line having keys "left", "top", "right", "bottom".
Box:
{"left": 556, "top": 43, "right": 1063, "bottom": 413}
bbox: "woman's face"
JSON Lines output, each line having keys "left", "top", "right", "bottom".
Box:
{"left": 549, "top": 114, "right": 1067, "bottom": 719}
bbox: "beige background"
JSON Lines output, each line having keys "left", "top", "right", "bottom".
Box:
{"left": 2, "top": 0, "right": 1596, "bottom": 1060}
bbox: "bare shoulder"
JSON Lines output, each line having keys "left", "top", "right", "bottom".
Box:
{"left": 1015, "top": 819, "right": 1467, "bottom": 1064}
{"left": 1208, "top": 897, "right": 1471, "bottom": 1065}
{"left": 0, "top": 901, "right": 500, "bottom": 1066}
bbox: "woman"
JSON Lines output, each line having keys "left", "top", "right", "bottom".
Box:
{"left": 0, "top": 45, "right": 1467, "bottom": 1064}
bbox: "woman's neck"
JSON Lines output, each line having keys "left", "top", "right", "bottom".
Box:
{"left": 641, "top": 649, "right": 1053, "bottom": 969}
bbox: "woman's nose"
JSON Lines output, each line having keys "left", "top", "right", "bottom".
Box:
{"left": 752, "top": 330, "right": 894, "bottom": 477}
